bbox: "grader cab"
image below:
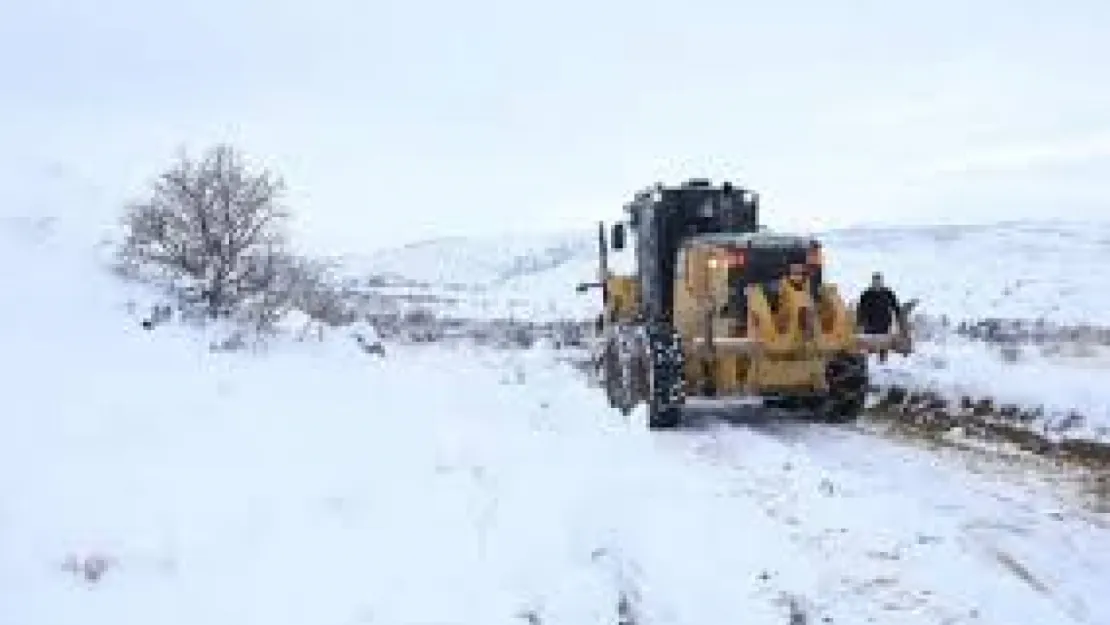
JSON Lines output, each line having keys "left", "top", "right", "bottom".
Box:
{"left": 579, "top": 179, "right": 914, "bottom": 429}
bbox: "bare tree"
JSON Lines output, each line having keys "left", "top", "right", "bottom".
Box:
{"left": 116, "top": 144, "right": 289, "bottom": 318}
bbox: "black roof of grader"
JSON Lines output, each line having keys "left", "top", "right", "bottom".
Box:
{"left": 623, "top": 179, "right": 762, "bottom": 322}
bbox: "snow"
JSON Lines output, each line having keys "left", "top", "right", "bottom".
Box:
{"left": 4, "top": 217, "right": 1110, "bottom": 624}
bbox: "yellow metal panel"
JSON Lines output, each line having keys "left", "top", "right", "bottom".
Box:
{"left": 605, "top": 275, "right": 639, "bottom": 321}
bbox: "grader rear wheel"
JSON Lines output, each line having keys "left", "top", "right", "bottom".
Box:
{"left": 601, "top": 342, "right": 621, "bottom": 410}
{"left": 602, "top": 339, "right": 636, "bottom": 416}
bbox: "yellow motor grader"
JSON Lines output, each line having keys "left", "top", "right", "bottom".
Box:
{"left": 577, "top": 179, "right": 915, "bottom": 429}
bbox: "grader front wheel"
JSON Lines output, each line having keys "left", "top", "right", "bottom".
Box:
{"left": 646, "top": 326, "right": 685, "bottom": 430}
{"left": 818, "top": 353, "right": 869, "bottom": 424}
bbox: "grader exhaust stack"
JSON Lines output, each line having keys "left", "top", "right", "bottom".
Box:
{"left": 580, "top": 179, "right": 915, "bottom": 429}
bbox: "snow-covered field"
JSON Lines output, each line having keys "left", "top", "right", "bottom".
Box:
{"left": 4, "top": 216, "right": 1110, "bottom": 624}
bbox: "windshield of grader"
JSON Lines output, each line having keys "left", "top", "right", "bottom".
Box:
{"left": 721, "top": 244, "right": 822, "bottom": 318}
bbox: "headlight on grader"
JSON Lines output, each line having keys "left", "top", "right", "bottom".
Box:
{"left": 806, "top": 244, "right": 823, "bottom": 266}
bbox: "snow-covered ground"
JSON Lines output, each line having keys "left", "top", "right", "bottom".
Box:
{"left": 5, "top": 212, "right": 1110, "bottom": 624}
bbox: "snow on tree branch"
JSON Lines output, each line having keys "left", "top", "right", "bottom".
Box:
{"left": 115, "top": 144, "right": 291, "bottom": 322}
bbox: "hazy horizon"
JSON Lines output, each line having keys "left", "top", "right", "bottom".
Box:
{"left": 4, "top": 0, "right": 1110, "bottom": 254}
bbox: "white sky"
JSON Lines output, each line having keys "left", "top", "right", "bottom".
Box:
{"left": 3, "top": 0, "right": 1110, "bottom": 253}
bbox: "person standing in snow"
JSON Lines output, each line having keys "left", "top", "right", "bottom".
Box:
{"left": 856, "top": 272, "right": 901, "bottom": 363}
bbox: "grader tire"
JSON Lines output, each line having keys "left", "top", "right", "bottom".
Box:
{"left": 603, "top": 340, "right": 636, "bottom": 416}
{"left": 602, "top": 342, "right": 622, "bottom": 409}
{"left": 819, "top": 353, "right": 868, "bottom": 424}
{"left": 646, "top": 326, "right": 685, "bottom": 430}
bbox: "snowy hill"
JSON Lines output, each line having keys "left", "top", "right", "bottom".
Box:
{"left": 351, "top": 231, "right": 597, "bottom": 289}
{"left": 820, "top": 220, "right": 1110, "bottom": 327}
{"left": 347, "top": 220, "right": 1110, "bottom": 325}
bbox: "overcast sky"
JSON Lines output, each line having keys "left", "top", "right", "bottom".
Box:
{"left": 3, "top": 0, "right": 1109, "bottom": 253}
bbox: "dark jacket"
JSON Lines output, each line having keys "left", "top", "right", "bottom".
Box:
{"left": 857, "top": 286, "right": 900, "bottom": 334}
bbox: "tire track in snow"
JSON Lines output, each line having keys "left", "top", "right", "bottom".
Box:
{"left": 647, "top": 412, "right": 1110, "bottom": 624}
{"left": 646, "top": 422, "right": 978, "bottom": 623}
{"left": 497, "top": 350, "right": 832, "bottom": 624}
{"left": 555, "top": 353, "right": 982, "bottom": 621}
{"left": 847, "top": 419, "right": 1110, "bottom": 624}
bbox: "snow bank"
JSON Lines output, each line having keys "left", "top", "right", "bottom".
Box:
{"left": 872, "top": 337, "right": 1110, "bottom": 444}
